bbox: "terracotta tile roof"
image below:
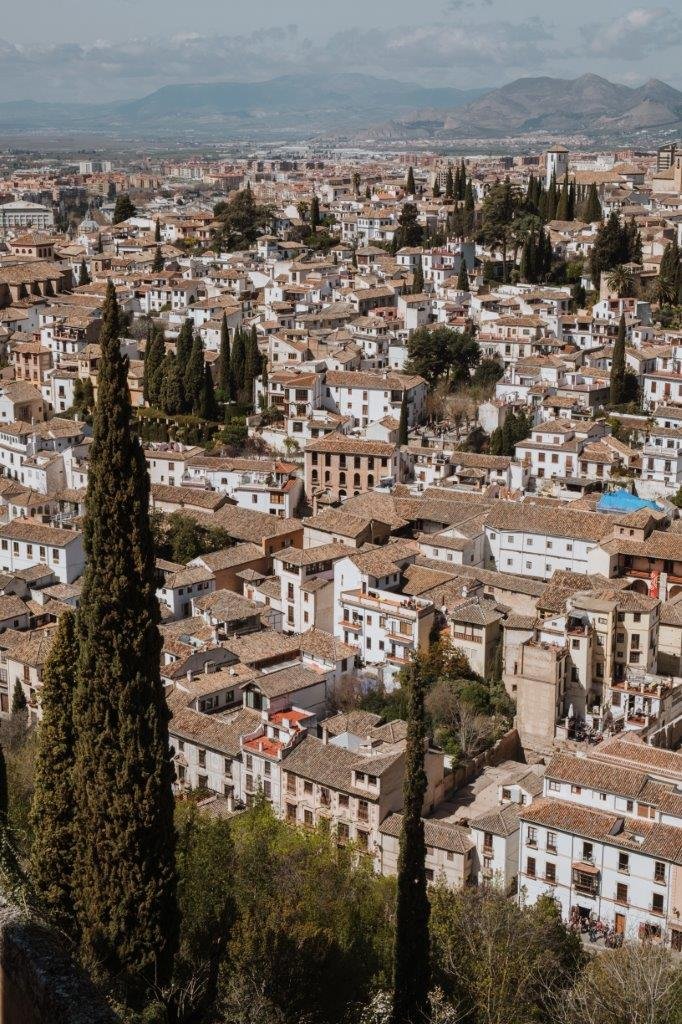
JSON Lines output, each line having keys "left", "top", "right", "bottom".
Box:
{"left": 469, "top": 803, "right": 521, "bottom": 837}
{"left": 380, "top": 812, "right": 474, "bottom": 854}
{"left": 486, "top": 501, "right": 614, "bottom": 543}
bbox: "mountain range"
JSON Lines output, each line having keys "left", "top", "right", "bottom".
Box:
{"left": 0, "top": 72, "right": 680, "bottom": 141}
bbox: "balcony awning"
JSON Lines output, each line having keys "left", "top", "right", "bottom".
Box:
{"left": 572, "top": 861, "right": 599, "bottom": 874}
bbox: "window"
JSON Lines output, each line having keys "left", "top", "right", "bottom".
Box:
{"left": 527, "top": 827, "right": 537, "bottom": 847}
{"left": 547, "top": 832, "right": 557, "bottom": 854}
{"left": 337, "top": 822, "right": 349, "bottom": 844}
{"left": 616, "top": 883, "right": 628, "bottom": 904}
{"left": 304, "top": 809, "right": 314, "bottom": 827}
{"left": 599, "top": 792, "right": 607, "bottom": 802}
{"left": 548, "top": 780, "right": 560, "bottom": 792}
{"left": 483, "top": 831, "right": 493, "bottom": 852}
{"left": 356, "top": 830, "right": 369, "bottom": 850}
{"left": 654, "top": 861, "right": 666, "bottom": 884}
{"left": 652, "top": 892, "right": 664, "bottom": 914}
{"left": 618, "top": 852, "right": 629, "bottom": 872}
{"left": 304, "top": 780, "right": 313, "bottom": 795}
{"left": 582, "top": 842, "right": 593, "bottom": 862}
{"left": 571, "top": 785, "right": 582, "bottom": 795}
{"left": 626, "top": 799, "right": 634, "bottom": 813}
{"left": 545, "top": 862, "right": 556, "bottom": 883}
{"left": 526, "top": 856, "right": 536, "bottom": 878}
{"left": 357, "top": 799, "right": 369, "bottom": 822}
{"left": 198, "top": 748, "right": 206, "bottom": 768}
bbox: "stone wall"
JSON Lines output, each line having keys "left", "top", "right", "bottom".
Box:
{"left": 0, "top": 901, "right": 117, "bottom": 1024}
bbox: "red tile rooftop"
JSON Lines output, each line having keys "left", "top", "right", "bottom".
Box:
{"left": 270, "top": 709, "right": 311, "bottom": 726}
{"left": 242, "top": 736, "right": 283, "bottom": 758}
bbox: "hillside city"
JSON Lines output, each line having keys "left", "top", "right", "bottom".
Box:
{"left": 3, "top": 135, "right": 682, "bottom": 1023}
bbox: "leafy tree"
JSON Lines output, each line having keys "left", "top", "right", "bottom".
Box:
{"left": 72, "top": 281, "right": 178, "bottom": 997}
{"left": 412, "top": 257, "right": 424, "bottom": 294}
{"left": 152, "top": 512, "right": 231, "bottom": 564}
{"left": 609, "top": 313, "right": 627, "bottom": 407}
{"left": 472, "top": 359, "right": 503, "bottom": 389}
{"left": 30, "top": 610, "right": 78, "bottom": 934}
{"left": 218, "top": 313, "right": 233, "bottom": 400}
{"left": 112, "top": 194, "right": 136, "bottom": 224}
{"left": 398, "top": 393, "right": 409, "bottom": 446}
{"left": 152, "top": 245, "right": 164, "bottom": 273}
{"left": 79, "top": 258, "right": 90, "bottom": 286}
{"left": 406, "top": 167, "right": 416, "bottom": 195}
{"left": 430, "top": 887, "right": 583, "bottom": 1024}
{"left": 406, "top": 326, "right": 479, "bottom": 387}
{"left": 392, "top": 650, "right": 431, "bottom": 1024}
{"left": 395, "top": 204, "right": 423, "bottom": 249}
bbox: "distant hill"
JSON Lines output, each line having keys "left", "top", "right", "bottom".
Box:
{"left": 0, "top": 74, "right": 483, "bottom": 136}
{"left": 438, "top": 74, "right": 682, "bottom": 137}
{"left": 0, "top": 72, "right": 679, "bottom": 140}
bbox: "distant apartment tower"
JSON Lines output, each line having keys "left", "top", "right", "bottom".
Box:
{"left": 78, "top": 160, "right": 112, "bottom": 174}
{"left": 657, "top": 143, "right": 677, "bottom": 173}
{"left": 545, "top": 144, "right": 569, "bottom": 189}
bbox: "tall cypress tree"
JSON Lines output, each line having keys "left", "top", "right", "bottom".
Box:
{"left": 30, "top": 610, "right": 78, "bottom": 934}
{"left": 610, "top": 312, "right": 627, "bottom": 407}
{"left": 583, "top": 183, "right": 602, "bottom": 223}
{"left": 154, "top": 219, "right": 161, "bottom": 242}
{"left": 11, "top": 679, "right": 26, "bottom": 715}
{"left": 199, "top": 364, "right": 218, "bottom": 421}
{"left": 79, "top": 258, "right": 91, "bottom": 286}
{"left": 243, "top": 328, "right": 261, "bottom": 409}
{"left": 184, "top": 335, "right": 205, "bottom": 414}
{"left": 175, "top": 318, "right": 194, "bottom": 369}
{"left": 456, "top": 259, "right": 469, "bottom": 291}
{"left": 398, "top": 393, "right": 409, "bottom": 446}
{"left": 310, "top": 194, "right": 320, "bottom": 232}
{"left": 231, "top": 327, "right": 247, "bottom": 397}
{"left": 158, "top": 353, "right": 184, "bottom": 416}
{"left": 459, "top": 159, "right": 466, "bottom": 199}
{"left": 445, "top": 165, "right": 454, "bottom": 201}
{"left": 152, "top": 246, "right": 164, "bottom": 273}
{"left": 392, "top": 653, "right": 430, "bottom": 1024}
{"left": 218, "top": 314, "right": 232, "bottom": 400}
{"left": 72, "top": 281, "right": 177, "bottom": 996}
{"left": 412, "top": 257, "right": 424, "bottom": 294}
{"left": 144, "top": 327, "right": 165, "bottom": 407}
{"left": 406, "top": 166, "right": 416, "bottom": 196}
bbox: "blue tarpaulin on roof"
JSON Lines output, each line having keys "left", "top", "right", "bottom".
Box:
{"left": 596, "top": 489, "right": 661, "bottom": 513}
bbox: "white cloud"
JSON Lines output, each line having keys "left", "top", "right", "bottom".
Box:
{"left": 582, "top": 6, "right": 682, "bottom": 58}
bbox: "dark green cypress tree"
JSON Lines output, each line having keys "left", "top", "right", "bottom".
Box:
{"left": 567, "top": 182, "right": 576, "bottom": 221}
{"left": 158, "top": 353, "right": 184, "bottom": 415}
{"left": 175, "top": 318, "right": 194, "bottom": 369}
{"left": 30, "top": 610, "right": 78, "bottom": 934}
{"left": 406, "top": 166, "right": 416, "bottom": 196}
{"left": 445, "top": 165, "right": 454, "bottom": 201}
{"left": 583, "top": 183, "right": 602, "bottom": 223}
{"left": 555, "top": 173, "right": 569, "bottom": 220}
{"left": 198, "top": 364, "right": 218, "bottom": 421}
{"left": 459, "top": 158, "right": 467, "bottom": 200}
{"left": 112, "top": 194, "right": 136, "bottom": 224}
{"left": 11, "top": 679, "right": 26, "bottom": 715}
{"left": 610, "top": 313, "right": 627, "bottom": 407}
{"left": 144, "top": 328, "right": 165, "bottom": 407}
{"left": 310, "top": 194, "right": 320, "bottom": 232}
{"left": 259, "top": 353, "right": 269, "bottom": 410}
{"left": 398, "top": 393, "right": 409, "bottom": 446}
{"left": 412, "top": 258, "right": 424, "bottom": 294}
{"left": 432, "top": 178, "right": 441, "bottom": 199}
{"left": 72, "top": 282, "right": 177, "bottom": 995}
{"left": 392, "top": 652, "right": 430, "bottom": 1024}
{"left": 463, "top": 179, "right": 475, "bottom": 236}
{"left": 0, "top": 740, "right": 6, "bottom": 824}
{"left": 184, "top": 335, "right": 205, "bottom": 414}
{"left": 456, "top": 259, "right": 469, "bottom": 291}
{"left": 154, "top": 219, "right": 161, "bottom": 242}
{"left": 152, "top": 246, "right": 164, "bottom": 273}
{"left": 79, "top": 258, "right": 91, "bottom": 286}
{"left": 231, "top": 327, "right": 247, "bottom": 397}
{"left": 547, "top": 171, "right": 558, "bottom": 221}
{"left": 243, "top": 328, "right": 261, "bottom": 409}
{"left": 218, "top": 314, "right": 232, "bottom": 400}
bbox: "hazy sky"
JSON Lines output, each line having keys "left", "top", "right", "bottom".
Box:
{"left": 1, "top": 0, "right": 681, "bottom": 102}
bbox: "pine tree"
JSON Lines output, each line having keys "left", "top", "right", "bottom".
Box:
{"left": 456, "top": 259, "right": 469, "bottom": 291}
{"left": 144, "top": 328, "right": 165, "bottom": 407}
{"left": 230, "top": 327, "right": 247, "bottom": 397}
{"left": 392, "top": 653, "right": 430, "bottom": 1024}
{"left": 184, "top": 335, "right": 205, "bottom": 414}
{"left": 152, "top": 246, "right": 163, "bottom": 273}
{"left": 406, "top": 166, "right": 416, "bottom": 196}
{"left": 582, "top": 183, "right": 602, "bottom": 223}
{"left": 79, "top": 258, "right": 91, "bottom": 286}
{"left": 218, "top": 314, "right": 232, "bottom": 400}
{"left": 112, "top": 194, "right": 136, "bottom": 224}
{"left": 610, "top": 313, "right": 627, "bottom": 407}
{"left": 412, "top": 257, "right": 424, "bottom": 294}
{"left": 398, "top": 393, "right": 409, "bottom": 446}
{"left": 198, "top": 364, "right": 218, "bottom": 421}
{"left": 30, "top": 609, "right": 78, "bottom": 934}
{"left": 11, "top": 678, "right": 26, "bottom": 715}
{"left": 72, "top": 281, "right": 177, "bottom": 995}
